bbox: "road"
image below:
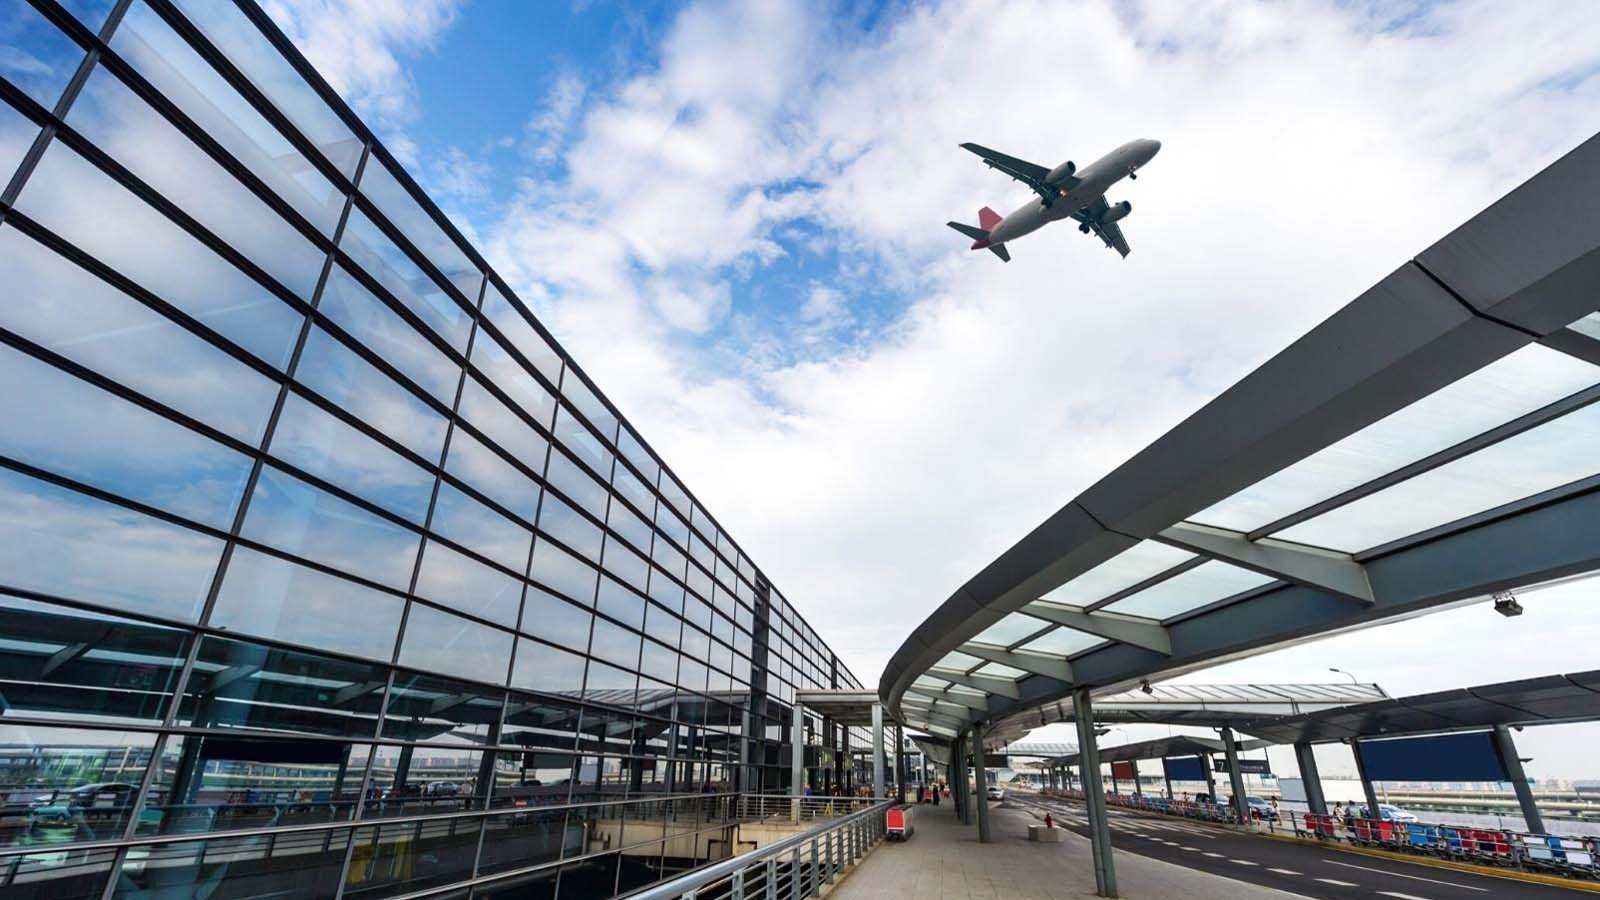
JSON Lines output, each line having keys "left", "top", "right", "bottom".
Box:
{"left": 1019, "top": 795, "right": 1594, "bottom": 900}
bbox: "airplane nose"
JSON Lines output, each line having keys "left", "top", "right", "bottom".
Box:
{"left": 1146, "top": 139, "right": 1162, "bottom": 155}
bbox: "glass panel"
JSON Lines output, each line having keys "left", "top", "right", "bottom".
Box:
{"left": 0, "top": 724, "right": 154, "bottom": 846}
{"left": 210, "top": 546, "right": 405, "bottom": 662}
{"left": 268, "top": 393, "right": 434, "bottom": 524}
{"left": 138, "top": 735, "right": 369, "bottom": 835}
{"left": 1100, "top": 560, "right": 1275, "bottom": 620}
{"left": 383, "top": 672, "right": 502, "bottom": 746}
{"left": 469, "top": 327, "right": 558, "bottom": 428}
{"left": 595, "top": 577, "right": 645, "bottom": 630}
{"left": 111, "top": 830, "right": 350, "bottom": 899}
{"left": 0, "top": 1, "right": 84, "bottom": 108}
{"left": 1277, "top": 401, "right": 1600, "bottom": 552}
{"left": 587, "top": 618, "right": 640, "bottom": 670}
{"left": 545, "top": 451, "right": 609, "bottom": 522}
{"left": 1198, "top": 345, "right": 1600, "bottom": 531}
{"left": 17, "top": 142, "right": 302, "bottom": 369}
{"left": 0, "top": 82, "right": 41, "bottom": 184}
{"left": 68, "top": 67, "right": 327, "bottom": 299}
{"left": 616, "top": 426, "right": 658, "bottom": 486}
{"left": 346, "top": 814, "right": 482, "bottom": 896}
{"left": 429, "top": 481, "right": 532, "bottom": 573}
{"left": 168, "top": 0, "right": 362, "bottom": 176}
{"left": 177, "top": 635, "right": 388, "bottom": 739}
{"left": 0, "top": 466, "right": 221, "bottom": 622}
{"left": 511, "top": 638, "right": 587, "bottom": 695}
{"left": 0, "top": 594, "right": 186, "bottom": 725}
{"left": 969, "top": 612, "right": 1048, "bottom": 648}
{"left": 112, "top": 1, "right": 344, "bottom": 235}
{"left": 0, "top": 343, "right": 252, "bottom": 529}
{"left": 561, "top": 373, "right": 618, "bottom": 443}
{"left": 520, "top": 587, "right": 593, "bottom": 649}
{"left": 971, "top": 661, "right": 1028, "bottom": 679}
{"left": 413, "top": 539, "right": 522, "bottom": 629}
{"left": 9, "top": 845, "right": 116, "bottom": 898}
{"left": 295, "top": 326, "right": 448, "bottom": 463}
{"left": 457, "top": 377, "right": 550, "bottom": 474}
{"left": 602, "top": 538, "right": 649, "bottom": 593}
{"left": 239, "top": 465, "right": 420, "bottom": 590}
{"left": 528, "top": 536, "right": 598, "bottom": 604}
{"left": 1570, "top": 312, "right": 1600, "bottom": 341}
{"left": 0, "top": 225, "right": 278, "bottom": 445}
{"left": 357, "top": 156, "right": 480, "bottom": 299}
{"left": 1016, "top": 625, "right": 1104, "bottom": 657}
{"left": 396, "top": 601, "right": 514, "bottom": 686}
{"left": 318, "top": 263, "right": 461, "bottom": 403}
{"left": 481, "top": 281, "right": 561, "bottom": 385}
{"left": 610, "top": 463, "right": 655, "bottom": 520}
{"left": 57, "top": 0, "right": 119, "bottom": 33}
{"left": 553, "top": 404, "right": 612, "bottom": 475}
{"left": 657, "top": 504, "right": 690, "bottom": 548}
{"left": 477, "top": 806, "right": 567, "bottom": 877}
{"left": 340, "top": 206, "right": 471, "bottom": 352}
{"left": 1039, "top": 539, "right": 1195, "bottom": 607}
{"left": 443, "top": 429, "right": 541, "bottom": 524}
{"left": 537, "top": 492, "right": 602, "bottom": 561}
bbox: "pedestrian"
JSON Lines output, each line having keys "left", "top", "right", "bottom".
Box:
{"left": 932, "top": 782, "right": 941, "bottom": 806}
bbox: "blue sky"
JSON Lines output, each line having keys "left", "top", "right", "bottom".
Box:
{"left": 264, "top": 0, "right": 1600, "bottom": 776}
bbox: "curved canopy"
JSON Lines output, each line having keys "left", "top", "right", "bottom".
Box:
{"left": 883, "top": 131, "right": 1600, "bottom": 743}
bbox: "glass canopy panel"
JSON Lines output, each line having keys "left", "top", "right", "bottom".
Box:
{"left": 1570, "top": 312, "right": 1600, "bottom": 341}
{"left": 972, "top": 661, "right": 1030, "bottom": 679}
{"left": 970, "top": 612, "right": 1051, "bottom": 647}
{"left": 1194, "top": 345, "right": 1600, "bottom": 532}
{"left": 1018, "top": 627, "right": 1105, "bottom": 657}
{"left": 1276, "top": 401, "right": 1600, "bottom": 552}
{"left": 1100, "top": 560, "right": 1275, "bottom": 620}
{"left": 1038, "top": 540, "right": 1194, "bottom": 607}
{"left": 937, "top": 650, "right": 983, "bottom": 670}
{"left": 911, "top": 675, "right": 950, "bottom": 691}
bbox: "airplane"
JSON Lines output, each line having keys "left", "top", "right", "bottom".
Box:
{"left": 947, "top": 139, "right": 1161, "bottom": 261}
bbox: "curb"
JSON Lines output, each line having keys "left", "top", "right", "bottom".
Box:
{"left": 1260, "top": 831, "right": 1600, "bottom": 893}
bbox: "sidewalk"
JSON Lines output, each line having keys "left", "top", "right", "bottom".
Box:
{"left": 828, "top": 803, "right": 1304, "bottom": 899}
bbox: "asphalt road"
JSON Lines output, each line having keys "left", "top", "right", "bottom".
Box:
{"left": 1020, "top": 795, "right": 1594, "bottom": 900}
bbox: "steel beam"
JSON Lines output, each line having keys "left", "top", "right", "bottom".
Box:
{"left": 1221, "top": 726, "right": 1248, "bottom": 824}
{"left": 1159, "top": 522, "right": 1375, "bottom": 605}
{"left": 959, "top": 644, "right": 1073, "bottom": 682}
{"left": 1073, "top": 688, "right": 1117, "bottom": 898}
{"left": 927, "top": 666, "right": 1023, "bottom": 699}
{"left": 973, "top": 720, "right": 993, "bottom": 843}
{"left": 904, "top": 685, "right": 990, "bottom": 712}
{"left": 1351, "top": 739, "right": 1383, "bottom": 824}
{"left": 1493, "top": 725, "right": 1546, "bottom": 833}
{"left": 1022, "top": 603, "right": 1172, "bottom": 655}
{"left": 1294, "top": 742, "right": 1327, "bottom": 815}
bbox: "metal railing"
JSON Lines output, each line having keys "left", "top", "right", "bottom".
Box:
{"left": 629, "top": 798, "right": 895, "bottom": 900}
{"left": 735, "top": 794, "right": 884, "bottom": 823}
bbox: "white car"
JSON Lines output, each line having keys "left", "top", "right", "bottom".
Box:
{"left": 986, "top": 786, "right": 1005, "bottom": 801}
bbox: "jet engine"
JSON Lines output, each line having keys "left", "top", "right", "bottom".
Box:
{"left": 1045, "top": 160, "right": 1076, "bottom": 184}
{"left": 1100, "top": 200, "right": 1131, "bottom": 224}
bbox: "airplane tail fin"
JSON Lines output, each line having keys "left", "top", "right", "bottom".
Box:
{"left": 946, "top": 219, "right": 1011, "bottom": 263}
{"left": 989, "top": 243, "right": 1010, "bottom": 263}
{"left": 977, "top": 206, "right": 1002, "bottom": 231}
{"left": 946, "top": 221, "right": 986, "bottom": 242}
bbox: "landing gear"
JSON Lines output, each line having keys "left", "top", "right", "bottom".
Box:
{"left": 1078, "top": 223, "right": 1090, "bottom": 234}
{"left": 1127, "top": 168, "right": 1138, "bottom": 180}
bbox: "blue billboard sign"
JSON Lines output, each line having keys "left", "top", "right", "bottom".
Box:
{"left": 1357, "top": 731, "right": 1508, "bottom": 782}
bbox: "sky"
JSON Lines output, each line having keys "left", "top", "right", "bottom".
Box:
{"left": 260, "top": 0, "right": 1600, "bottom": 778}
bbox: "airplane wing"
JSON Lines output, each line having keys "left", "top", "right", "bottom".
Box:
{"left": 1073, "top": 196, "right": 1132, "bottom": 258}
{"left": 960, "top": 142, "right": 1076, "bottom": 192}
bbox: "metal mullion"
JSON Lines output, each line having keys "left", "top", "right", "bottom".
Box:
{"left": 471, "top": 312, "right": 563, "bottom": 397}
{"left": 325, "top": 247, "right": 472, "bottom": 365}
{"left": 1246, "top": 380, "right": 1600, "bottom": 541}
{"left": 446, "top": 412, "right": 550, "bottom": 488}
{"left": 343, "top": 191, "right": 477, "bottom": 317}
{"left": 0, "top": 716, "right": 516, "bottom": 755}
{"left": 459, "top": 359, "right": 563, "bottom": 447}
{"left": 1539, "top": 327, "right": 1600, "bottom": 367}
{"left": 0, "top": 454, "right": 232, "bottom": 542}
{"left": 282, "top": 379, "right": 447, "bottom": 474}
{"left": 1083, "top": 555, "right": 1209, "bottom": 613}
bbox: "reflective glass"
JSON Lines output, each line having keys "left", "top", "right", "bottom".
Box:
{"left": 1197, "top": 345, "right": 1600, "bottom": 531}
{"left": 397, "top": 600, "right": 514, "bottom": 686}
{"left": 7, "top": 845, "right": 115, "bottom": 897}
{"left": 58, "top": 0, "right": 121, "bottom": 34}
{"left": 69, "top": 67, "right": 327, "bottom": 300}
{"left": 268, "top": 393, "right": 434, "bottom": 523}
{"left": 469, "top": 327, "right": 558, "bottom": 428}
{"left": 0, "top": 594, "right": 187, "bottom": 724}
{"left": 602, "top": 538, "right": 649, "bottom": 593}
{"left": 414, "top": 539, "right": 522, "bottom": 629}
{"left": 1571, "top": 312, "right": 1600, "bottom": 341}
{"left": 111, "top": 830, "right": 351, "bottom": 898}
{"left": 553, "top": 403, "right": 613, "bottom": 474}
{"left": 0, "top": 723, "right": 155, "bottom": 846}
{"left": 383, "top": 671, "right": 502, "bottom": 745}
{"left": 651, "top": 538, "right": 686, "bottom": 582}
{"left": 611, "top": 463, "right": 655, "bottom": 519}
{"left": 429, "top": 481, "right": 532, "bottom": 573}
{"left": 340, "top": 206, "right": 471, "bottom": 353}
{"left": 0, "top": 466, "right": 221, "bottom": 622}
{"left": 596, "top": 577, "right": 645, "bottom": 630}
{"left": 112, "top": 1, "right": 345, "bottom": 235}
{"left": 545, "top": 450, "right": 609, "bottom": 521}
{"left": 1277, "top": 401, "right": 1600, "bottom": 551}
{"left": 357, "top": 156, "right": 480, "bottom": 299}
{"left": 0, "top": 84, "right": 40, "bottom": 183}
{"left": 17, "top": 142, "right": 302, "bottom": 368}
{"left": 0, "top": 1, "right": 84, "bottom": 109}
{"left": 1039, "top": 539, "right": 1195, "bottom": 607}
{"left": 138, "top": 734, "right": 370, "bottom": 835}
{"left": 587, "top": 618, "right": 641, "bottom": 670}
{"left": 537, "top": 491, "right": 602, "bottom": 561}
{"left": 642, "top": 601, "right": 680, "bottom": 647}
{"left": 318, "top": 263, "right": 461, "bottom": 403}
{"left": 0, "top": 343, "right": 252, "bottom": 529}
{"left": 177, "top": 634, "right": 388, "bottom": 739}
{"left": 616, "top": 426, "right": 659, "bottom": 486}
{"left": 457, "top": 377, "right": 551, "bottom": 473}
{"left": 658, "top": 473, "right": 690, "bottom": 519}
{"left": 169, "top": 0, "right": 363, "bottom": 177}
{"left": 239, "top": 465, "right": 420, "bottom": 590}
{"left": 481, "top": 281, "right": 562, "bottom": 385}
{"left": 520, "top": 587, "right": 593, "bottom": 649}
{"left": 1016, "top": 624, "right": 1104, "bottom": 657}
{"left": 0, "top": 225, "right": 278, "bottom": 445}
{"left": 348, "top": 814, "right": 482, "bottom": 894}
{"left": 294, "top": 325, "right": 448, "bottom": 462}
{"left": 478, "top": 806, "right": 567, "bottom": 878}
{"left": 443, "top": 429, "right": 541, "bottom": 524}
{"left": 657, "top": 503, "right": 690, "bottom": 548}
{"left": 528, "top": 537, "right": 598, "bottom": 604}
{"left": 1101, "top": 560, "right": 1275, "bottom": 620}
{"left": 561, "top": 373, "right": 618, "bottom": 443}
{"left": 210, "top": 546, "right": 405, "bottom": 662}
{"left": 511, "top": 638, "right": 587, "bottom": 695}
{"left": 364, "top": 746, "right": 485, "bottom": 822}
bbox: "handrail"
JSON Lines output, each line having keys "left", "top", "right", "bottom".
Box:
{"left": 627, "top": 798, "right": 895, "bottom": 900}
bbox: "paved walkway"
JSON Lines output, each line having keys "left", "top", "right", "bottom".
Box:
{"left": 829, "top": 802, "right": 1303, "bottom": 899}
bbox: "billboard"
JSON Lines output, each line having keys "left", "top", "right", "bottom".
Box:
{"left": 1110, "top": 760, "right": 1136, "bottom": 779}
{"left": 1214, "top": 758, "right": 1272, "bottom": 775}
{"left": 1356, "top": 731, "right": 1508, "bottom": 783}
{"left": 1163, "top": 757, "right": 1206, "bottom": 780}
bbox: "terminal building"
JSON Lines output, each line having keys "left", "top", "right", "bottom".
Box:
{"left": 0, "top": 2, "right": 871, "bottom": 897}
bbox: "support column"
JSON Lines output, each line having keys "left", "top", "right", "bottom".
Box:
{"left": 1073, "top": 688, "right": 1118, "bottom": 898}
{"left": 1130, "top": 759, "right": 1141, "bottom": 796}
{"left": 1202, "top": 754, "right": 1217, "bottom": 804}
{"left": 872, "top": 704, "right": 886, "bottom": 799}
{"left": 1293, "top": 742, "right": 1327, "bottom": 815}
{"left": 973, "top": 721, "right": 993, "bottom": 844}
{"left": 1493, "top": 725, "right": 1546, "bottom": 833}
{"left": 1351, "top": 739, "right": 1382, "bottom": 823}
{"left": 1162, "top": 759, "right": 1173, "bottom": 800}
{"left": 1221, "top": 727, "right": 1248, "bottom": 825}
{"left": 894, "top": 724, "right": 905, "bottom": 801}
{"left": 956, "top": 732, "right": 970, "bottom": 823}
{"left": 790, "top": 704, "right": 805, "bottom": 821}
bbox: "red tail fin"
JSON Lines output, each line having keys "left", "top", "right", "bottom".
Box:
{"left": 977, "top": 206, "right": 1002, "bottom": 231}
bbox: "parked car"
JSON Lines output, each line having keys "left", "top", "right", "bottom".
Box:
{"left": 1220, "top": 795, "right": 1278, "bottom": 821}
{"left": 1357, "top": 803, "right": 1418, "bottom": 823}
{"left": 986, "top": 785, "right": 1005, "bottom": 801}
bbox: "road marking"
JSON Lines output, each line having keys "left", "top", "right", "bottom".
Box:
{"left": 1268, "top": 868, "right": 1301, "bottom": 875}
{"left": 1230, "top": 859, "right": 1259, "bottom": 866}
{"left": 1203, "top": 851, "right": 1224, "bottom": 857}
{"left": 1322, "top": 860, "right": 1486, "bottom": 891}
{"left": 1315, "top": 878, "right": 1358, "bottom": 886}
{"left": 1180, "top": 846, "right": 1200, "bottom": 852}
{"left": 1377, "top": 893, "right": 1433, "bottom": 900}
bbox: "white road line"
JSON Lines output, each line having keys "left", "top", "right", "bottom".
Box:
{"left": 1321, "top": 860, "right": 1486, "bottom": 891}
{"left": 1315, "top": 878, "right": 1358, "bottom": 887}
{"left": 1267, "top": 868, "right": 1301, "bottom": 875}
{"left": 1180, "top": 846, "right": 1200, "bottom": 852}
{"left": 1230, "top": 859, "right": 1259, "bottom": 866}
{"left": 1377, "top": 893, "right": 1434, "bottom": 900}
{"left": 1203, "top": 852, "right": 1224, "bottom": 858}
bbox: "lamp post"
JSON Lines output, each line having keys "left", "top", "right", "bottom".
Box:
{"left": 1329, "top": 668, "right": 1358, "bottom": 685}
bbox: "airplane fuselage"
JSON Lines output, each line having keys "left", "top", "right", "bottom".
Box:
{"left": 986, "top": 139, "right": 1161, "bottom": 246}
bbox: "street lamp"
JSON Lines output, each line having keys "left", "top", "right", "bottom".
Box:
{"left": 1329, "top": 667, "right": 1358, "bottom": 685}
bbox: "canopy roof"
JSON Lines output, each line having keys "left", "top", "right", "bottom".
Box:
{"left": 1049, "top": 735, "right": 1271, "bottom": 767}
{"left": 884, "top": 131, "right": 1600, "bottom": 742}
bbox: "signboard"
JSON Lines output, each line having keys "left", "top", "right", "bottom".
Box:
{"left": 1110, "top": 760, "right": 1136, "bottom": 780}
{"left": 1357, "top": 732, "right": 1508, "bottom": 783}
{"left": 1162, "top": 757, "right": 1206, "bottom": 781}
{"left": 1214, "top": 758, "right": 1272, "bottom": 775}
{"left": 1278, "top": 777, "right": 1307, "bottom": 803}
{"left": 984, "top": 754, "right": 1008, "bottom": 768}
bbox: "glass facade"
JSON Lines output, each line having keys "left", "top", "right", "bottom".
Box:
{"left": 0, "top": 1, "right": 863, "bottom": 896}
